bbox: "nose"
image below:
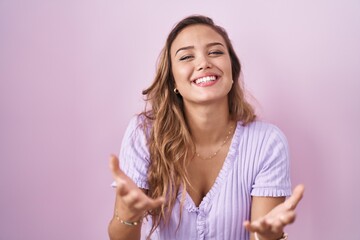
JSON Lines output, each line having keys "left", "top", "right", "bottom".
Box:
{"left": 197, "top": 55, "right": 212, "bottom": 71}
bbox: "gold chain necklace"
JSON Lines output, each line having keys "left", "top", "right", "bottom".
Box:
{"left": 195, "top": 123, "right": 235, "bottom": 160}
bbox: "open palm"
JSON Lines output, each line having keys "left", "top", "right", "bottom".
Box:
{"left": 109, "top": 155, "right": 164, "bottom": 220}
{"left": 244, "top": 184, "right": 305, "bottom": 240}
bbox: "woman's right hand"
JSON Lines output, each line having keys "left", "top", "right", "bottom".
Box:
{"left": 109, "top": 155, "right": 165, "bottom": 220}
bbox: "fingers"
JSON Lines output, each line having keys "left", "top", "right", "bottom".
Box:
{"left": 109, "top": 155, "right": 135, "bottom": 197}
{"left": 132, "top": 196, "right": 165, "bottom": 211}
{"left": 116, "top": 178, "right": 130, "bottom": 196}
{"left": 254, "top": 219, "right": 268, "bottom": 232}
{"left": 244, "top": 217, "right": 280, "bottom": 233}
{"left": 120, "top": 188, "right": 165, "bottom": 213}
{"left": 284, "top": 184, "right": 305, "bottom": 210}
{"left": 244, "top": 185, "right": 305, "bottom": 238}
{"left": 243, "top": 220, "right": 254, "bottom": 232}
{"left": 244, "top": 218, "right": 285, "bottom": 239}
{"left": 244, "top": 218, "right": 268, "bottom": 233}
{"left": 109, "top": 154, "right": 131, "bottom": 185}
{"left": 279, "top": 211, "right": 296, "bottom": 225}
{"left": 108, "top": 154, "right": 165, "bottom": 219}
{"left": 109, "top": 154, "right": 123, "bottom": 179}
{"left": 146, "top": 196, "right": 165, "bottom": 210}
{"left": 121, "top": 189, "right": 142, "bottom": 207}
{"left": 266, "top": 218, "right": 283, "bottom": 233}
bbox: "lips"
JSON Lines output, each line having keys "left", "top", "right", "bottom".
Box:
{"left": 193, "top": 75, "right": 217, "bottom": 84}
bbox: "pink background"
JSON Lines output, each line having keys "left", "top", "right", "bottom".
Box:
{"left": 1, "top": 1, "right": 359, "bottom": 239}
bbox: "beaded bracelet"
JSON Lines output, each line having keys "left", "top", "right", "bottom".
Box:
{"left": 254, "top": 232, "right": 288, "bottom": 240}
{"left": 114, "top": 209, "right": 142, "bottom": 226}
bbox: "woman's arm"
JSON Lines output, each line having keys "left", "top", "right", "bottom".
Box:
{"left": 108, "top": 155, "right": 164, "bottom": 240}
{"left": 244, "top": 184, "right": 305, "bottom": 240}
{"left": 108, "top": 194, "right": 143, "bottom": 240}
{"left": 247, "top": 196, "right": 285, "bottom": 240}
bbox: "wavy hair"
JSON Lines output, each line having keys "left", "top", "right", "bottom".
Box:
{"left": 141, "top": 15, "right": 256, "bottom": 237}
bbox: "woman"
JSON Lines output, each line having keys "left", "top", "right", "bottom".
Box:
{"left": 108, "top": 15, "right": 304, "bottom": 240}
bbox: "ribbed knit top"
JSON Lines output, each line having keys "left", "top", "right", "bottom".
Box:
{"left": 117, "top": 115, "right": 291, "bottom": 240}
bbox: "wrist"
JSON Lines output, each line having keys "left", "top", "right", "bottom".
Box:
{"left": 114, "top": 209, "right": 144, "bottom": 226}
{"left": 254, "top": 232, "right": 288, "bottom": 240}
{"left": 116, "top": 204, "right": 145, "bottom": 221}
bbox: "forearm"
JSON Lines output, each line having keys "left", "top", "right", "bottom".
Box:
{"left": 245, "top": 187, "right": 305, "bottom": 240}
{"left": 108, "top": 156, "right": 164, "bottom": 240}
{"left": 108, "top": 217, "right": 141, "bottom": 240}
{"left": 108, "top": 196, "right": 144, "bottom": 240}
{"left": 247, "top": 196, "right": 285, "bottom": 240}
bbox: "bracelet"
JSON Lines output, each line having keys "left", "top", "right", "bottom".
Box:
{"left": 114, "top": 209, "right": 142, "bottom": 226}
{"left": 254, "top": 232, "right": 288, "bottom": 240}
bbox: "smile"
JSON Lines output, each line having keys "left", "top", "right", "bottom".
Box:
{"left": 193, "top": 75, "right": 217, "bottom": 84}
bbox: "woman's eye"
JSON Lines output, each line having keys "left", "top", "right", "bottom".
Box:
{"left": 179, "top": 55, "right": 193, "bottom": 61}
{"left": 209, "top": 50, "right": 224, "bottom": 56}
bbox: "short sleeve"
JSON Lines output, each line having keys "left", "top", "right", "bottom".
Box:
{"left": 114, "top": 115, "right": 150, "bottom": 189}
{"left": 251, "top": 124, "right": 292, "bottom": 197}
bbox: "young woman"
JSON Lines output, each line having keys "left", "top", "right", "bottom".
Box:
{"left": 108, "top": 15, "right": 304, "bottom": 240}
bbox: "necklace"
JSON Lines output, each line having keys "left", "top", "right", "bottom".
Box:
{"left": 195, "top": 123, "right": 235, "bottom": 160}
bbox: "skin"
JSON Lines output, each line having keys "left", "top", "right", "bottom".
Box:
{"left": 108, "top": 156, "right": 164, "bottom": 240}
{"left": 244, "top": 185, "right": 304, "bottom": 240}
{"left": 170, "top": 24, "right": 236, "bottom": 205}
{"left": 108, "top": 24, "right": 305, "bottom": 240}
{"left": 171, "top": 24, "right": 234, "bottom": 107}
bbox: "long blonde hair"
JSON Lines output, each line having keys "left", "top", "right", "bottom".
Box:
{"left": 141, "top": 15, "right": 256, "bottom": 237}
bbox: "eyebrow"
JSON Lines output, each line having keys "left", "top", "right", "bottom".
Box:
{"left": 175, "top": 42, "right": 225, "bottom": 56}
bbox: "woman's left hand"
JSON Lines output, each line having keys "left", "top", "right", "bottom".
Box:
{"left": 243, "top": 184, "right": 305, "bottom": 240}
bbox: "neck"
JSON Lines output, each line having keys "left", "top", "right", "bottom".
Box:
{"left": 184, "top": 101, "right": 232, "bottom": 146}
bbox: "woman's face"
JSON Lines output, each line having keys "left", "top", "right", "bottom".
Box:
{"left": 170, "top": 24, "right": 233, "bottom": 107}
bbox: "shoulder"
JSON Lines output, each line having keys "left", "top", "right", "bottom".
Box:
{"left": 233, "top": 120, "right": 289, "bottom": 159}
{"left": 238, "top": 120, "right": 287, "bottom": 143}
{"left": 126, "top": 114, "right": 147, "bottom": 132}
{"left": 121, "top": 114, "right": 152, "bottom": 148}
{"left": 125, "top": 113, "right": 151, "bottom": 136}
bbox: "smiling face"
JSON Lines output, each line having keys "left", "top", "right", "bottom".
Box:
{"left": 170, "top": 24, "right": 233, "bottom": 107}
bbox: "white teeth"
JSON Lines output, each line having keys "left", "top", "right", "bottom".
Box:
{"left": 194, "top": 76, "right": 217, "bottom": 84}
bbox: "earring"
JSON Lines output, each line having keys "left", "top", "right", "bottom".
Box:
{"left": 174, "top": 88, "right": 179, "bottom": 94}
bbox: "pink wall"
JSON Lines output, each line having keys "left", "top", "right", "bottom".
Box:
{"left": 1, "top": 1, "right": 359, "bottom": 239}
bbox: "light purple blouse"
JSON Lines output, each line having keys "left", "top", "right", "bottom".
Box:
{"left": 118, "top": 115, "right": 291, "bottom": 240}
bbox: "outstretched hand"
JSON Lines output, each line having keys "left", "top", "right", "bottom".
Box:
{"left": 109, "top": 155, "right": 165, "bottom": 220}
{"left": 243, "top": 184, "right": 305, "bottom": 240}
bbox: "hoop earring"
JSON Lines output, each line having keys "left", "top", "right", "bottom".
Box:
{"left": 174, "top": 88, "right": 179, "bottom": 94}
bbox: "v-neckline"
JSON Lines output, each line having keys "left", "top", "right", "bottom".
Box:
{"left": 179, "top": 122, "right": 241, "bottom": 213}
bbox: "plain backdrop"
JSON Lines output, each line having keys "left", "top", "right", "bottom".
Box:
{"left": 1, "top": 0, "right": 359, "bottom": 239}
